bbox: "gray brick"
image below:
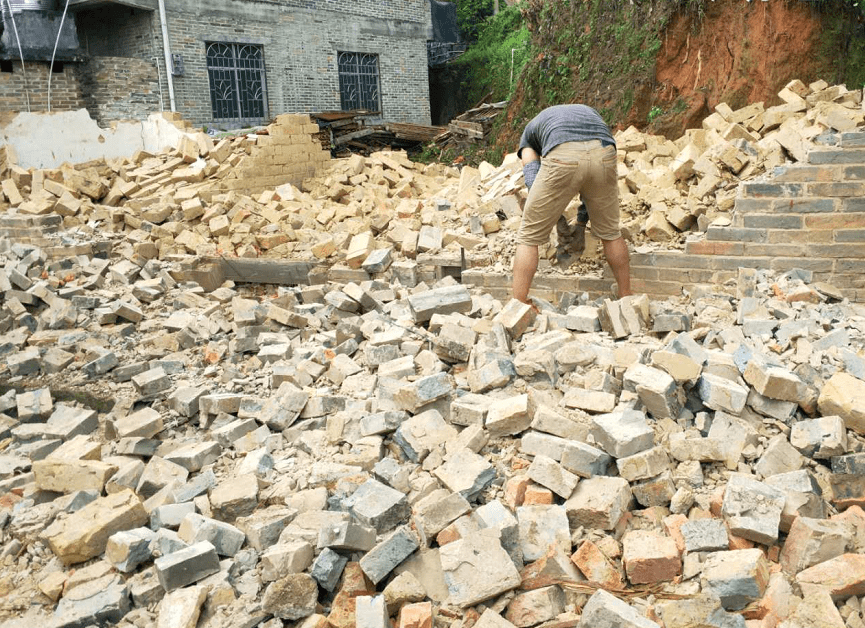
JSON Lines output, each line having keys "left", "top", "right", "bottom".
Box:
{"left": 742, "top": 214, "right": 802, "bottom": 229}
{"left": 741, "top": 182, "right": 804, "bottom": 198}
{"left": 706, "top": 227, "right": 767, "bottom": 243}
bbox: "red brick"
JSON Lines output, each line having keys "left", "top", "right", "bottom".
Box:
{"left": 570, "top": 540, "right": 623, "bottom": 589}
{"left": 622, "top": 530, "right": 681, "bottom": 585}
{"left": 523, "top": 485, "right": 554, "bottom": 505}
{"left": 796, "top": 553, "right": 865, "bottom": 599}
{"left": 504, "top": 475, "right": 530, "bottom": 509}
{"left": 663, "top": 514, "right": 687, "bottom": 554}
{"left": 399, "top": 602, "right": 432, "bottom": 628}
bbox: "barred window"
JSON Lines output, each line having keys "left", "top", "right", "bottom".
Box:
{"left": 206, "top": 42, "right": 267, "bottom": 126}
{"left": 337, "top": 51, "right": 381, "bottom": 113}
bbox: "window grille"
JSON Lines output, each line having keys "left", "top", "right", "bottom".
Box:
{"left": 337, "top": 51, "right": 381, "bottom": 113}
{"left": 206, "top": 42, "right": 268, "bottom": 126}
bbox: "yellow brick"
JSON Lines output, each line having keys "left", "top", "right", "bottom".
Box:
{"left": 275, "top": 114, "right": 310, "bottom": 126}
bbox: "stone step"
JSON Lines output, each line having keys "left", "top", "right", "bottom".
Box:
{"left": 808, "top": 147, "right": 865, "bottom": 165}
{"left": 740, "top": 180, "right": 865, "bottom": 199}
{"left": 772, "top": 163, "right": 863, "bottom": 183}
{"left": 841, "top": 131, "right": 865, "bottom": 147}
{"left": 736, "top": 197, "right": 864, "bottom": 214}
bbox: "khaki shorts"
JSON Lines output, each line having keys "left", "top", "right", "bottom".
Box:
{"left": 517, "top": 140, "right": 621, "bottom": 245}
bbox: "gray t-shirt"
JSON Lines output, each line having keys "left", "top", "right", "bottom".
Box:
{"left": 518, "top": 104, "right": 616, "bottom": 158}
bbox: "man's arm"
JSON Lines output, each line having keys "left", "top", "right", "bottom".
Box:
{"left": 520, "top": 146, "right": 541, "bottom": 190}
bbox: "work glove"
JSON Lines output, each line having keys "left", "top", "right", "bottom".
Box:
{"left": 522, "top": 160, "right": 541, "bottom": 190}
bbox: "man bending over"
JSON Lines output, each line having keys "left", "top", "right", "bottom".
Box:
{"left": 513, "top": 104, "right": 632, "bottom": 303}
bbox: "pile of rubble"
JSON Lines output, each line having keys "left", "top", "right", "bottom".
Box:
{"left": 615, "top": 78, "right": 863, "bottom": 246}
{"left": 1, "top": 79, "right": 861, "bottom": 281}
{"left": 2, "top": 203, "right": 865, "bottom": 628}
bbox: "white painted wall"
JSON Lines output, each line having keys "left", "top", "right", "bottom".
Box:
{"left": 0, "top": 109, "right": 187, "bottom": 169}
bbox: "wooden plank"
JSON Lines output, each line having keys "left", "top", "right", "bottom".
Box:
{"left": 448, "top": 122, "right": 484, "bottom": 139}
{"left": 334, "top": 129, "right": 377, "bottom": 145}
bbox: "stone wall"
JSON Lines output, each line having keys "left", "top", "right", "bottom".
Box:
{"left": 79, "top": 57, "right": 161, "bottom": 126}
{"left": 0, "top": 61, "right": 86, "bottom": 114}
{"left": 74, "top": 0, "right": 432, "bottom": 128}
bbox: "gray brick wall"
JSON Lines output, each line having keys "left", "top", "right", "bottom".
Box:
{"left": 79, "top": 57, "right": 161, "bottom": 125}
{"left": 75, "top": 0, "right": 432, "bottom": 128}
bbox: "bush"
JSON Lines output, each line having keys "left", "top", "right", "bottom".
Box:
{"left": 452, "top": 5, "right": 531, "bottom": 105}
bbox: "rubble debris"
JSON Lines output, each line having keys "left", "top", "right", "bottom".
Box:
{"left": 0, "top": 77, "right": 863, "bottom": 628}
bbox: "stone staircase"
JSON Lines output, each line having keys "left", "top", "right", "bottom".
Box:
{"left": 624, "top": 130, "right": 865, "bottom": 301}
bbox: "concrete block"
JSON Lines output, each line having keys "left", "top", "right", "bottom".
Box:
{"left": 680, "top": 519, "right": 729, "bottom": 553}
{"left": 779, "top": 516, "right": 852, "bottom": 574}
{"left": 486, "top": 394, "right": 534, "bottom": 437}
{"left": 517, "top": 504, "right": 570, "bottom": 562}
{"left": 504, "top": 586, "right": 565, "bottom": 627}
{"left": 578, "top": 589, "right": 660, "bottom": 628}
{"left": 312, "top": 547, "right": 348, "bottom": 592}
{"left": 394, "top": 373, "right": 452, "bottom": 413}
{"left": 177, "top": 512, "right": 245, "bottom": 556}
{"left": 565, "top": 476, "right": 631, "bottom": 530}
{"left": 790, "top": 416, "right": 847, "bottom": 459}
{"left": 527, "top": 455, "right": 578, "bottom": 498}
{"left": 623, "top": 364, "right": 680, "bottom": 419}
{"left": 433, "top": 448, "right": 496, "bottom": 501}
{"left": 344, "top": 479, "right": 409, "bottom": 532}
{"left": 393, "top": 409, "right": 457, "bottom": 462}
{"left": 154, "top": 541, "right": 221, "bottom": 592}
{"left": 360, "top": 526, "right": 420, "bottom": 585}
{"left": 591, "top": 410, "right": 654, "bottom": 458}
{"left": 105, "top": 527, "right": 156, "bottom": 572}
{"left": 722, "top": 473, "right": 785, "bottom": 544}
{"left": 262, "top": 573, "right": 318, "bottom": 620}
{"left": 818, "top": 373, "right": 865, "bottom": 434}
{"left": 701, "top": 548, "right": 770, "bottom": 611}
{"left": 261, "top": 541, "right": 314, "bottom": 582}
{"left": 560, "top": 441, "right": 611, "bottom": 478}
{"left": 43, "top": 489, "right": 148, "bottom": 565}
{"left": 616, "top": 446, "right": 670, "bottom": 482}
{"left": 697, "top": 374, "right": 748, "bottom": 414}
{"left": 440, "top": 530, "right": 522, "bottom": 607}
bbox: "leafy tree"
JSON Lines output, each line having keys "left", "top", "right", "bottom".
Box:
{"left": 455, "top": 0, "right": 496, "bottom": 42}
{"left": 453, "top": 4, "right": 530, "bottom": 104}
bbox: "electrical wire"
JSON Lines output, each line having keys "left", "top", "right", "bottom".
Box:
{"left": 4, "top": 0, "right": 31, "bottom": 112}
{"left": 47, "top": 0, "right": 71, "bottom": 113}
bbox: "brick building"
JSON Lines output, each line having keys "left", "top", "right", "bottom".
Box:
{"left": 0, "top": 0, "right": 434, "bottom": 128}
{"left": 77, "top": 0, "right": 433, "bottom": 128}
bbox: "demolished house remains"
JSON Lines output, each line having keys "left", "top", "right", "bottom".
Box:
{"left": 0, "top": 77, "right": 863, "bottom": 628}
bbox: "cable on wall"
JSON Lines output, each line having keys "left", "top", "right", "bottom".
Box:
{"left": 5, "top": 0, "right": 31, "bottom": 113}
{"left": 47, "top": 0, "right": 71, "bottom": 113}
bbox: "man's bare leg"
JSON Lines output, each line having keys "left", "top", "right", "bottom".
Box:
{"left": 513, "top": 243, "right": 539, "bottom": 303}
{"left": 602, "top": 237, "right": 632, "bottom": 297}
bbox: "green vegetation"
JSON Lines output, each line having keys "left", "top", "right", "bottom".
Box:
{"left": 431, "top": 0, "right": 865, "bottom": 166}
{"left": 451, "top": 4, "right": 531, "bottom": 106}
{"left": 814, "top": 0, "right": 865, "bottom": 88}
{"left": 511, "top": 0, "right": 675, "bottom": 134}
{"left": 455, "top": 0, "right": 495, "bottom": 42}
